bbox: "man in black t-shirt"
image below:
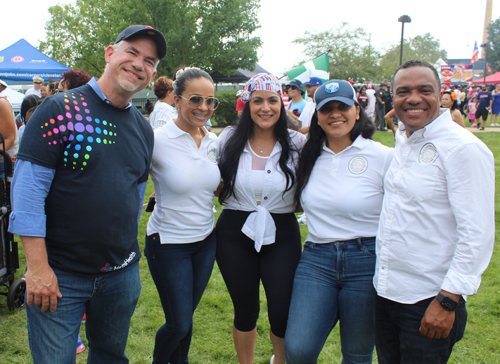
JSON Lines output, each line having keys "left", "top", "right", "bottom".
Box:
{"left": 9, "top": 25, "right": 167, "bottom": 363}
{"left": 375, "top": 83, "right": 389, "bottom": 131}
{"left": 476, "top": 84, "right": 493, "bottom": 130}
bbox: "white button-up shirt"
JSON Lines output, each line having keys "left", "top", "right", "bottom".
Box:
{"left": 149, "top": 101, "right": 177, "bottom": 130}
{"left": 374, "top": 109, "right": 495, "bottom": 304}
{"left": 219, "top": 127, "right": 306, "bottom": 252}
{"left": 302, "top": 136, "right": 393, "bottom": 243}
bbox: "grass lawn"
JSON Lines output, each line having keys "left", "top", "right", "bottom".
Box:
{"left": 0, "top": 130, "right": 499, "bottom": 363}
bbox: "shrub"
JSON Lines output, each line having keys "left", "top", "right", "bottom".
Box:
{"left": 212, "top": 89, "right": 239, "bottom": 127}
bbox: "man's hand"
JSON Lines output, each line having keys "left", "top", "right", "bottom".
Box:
{"left": 298, "top": 126, "right": 309, "bottom": 134}
{"left": 25, "top": 264, "right": 62, "bottom": 312}
{"left": 420, "top": 291, "right": 460, "bottom": 339}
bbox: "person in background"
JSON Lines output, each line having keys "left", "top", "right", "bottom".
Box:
{"left": 16, "top": 95, "right": 40, "bottom": 145}
{"left": 298, "top": 77, "right": 323, "bottom": 135}
{"left": 40, "top": 82, "right": 49, "bottom": 98}
{"left": 286, "top": 79, "right": 307, "bottom": 130}
{"left": 217, "top": 73, "right": 306, "bottom": 364}
{"left": 365, "top": 84, "right": 376, "bottom": 122}
{"left": 468, "top": 94, "right": 478, "bottom": 127}
{"left": 490, "top": 84, "right": 500, "bottom": 127}
{"left": 285, "top": 80, "right": 392, "bottom": 364}
{"left": 145, "top": 67, "right": 220, "bottom": 364}
{"left": 25, "top": 76, "right": 43, "bottom": 97}
{"left": 0, "top": 94, "right": 18, "bottom": 176}
{"left": 145, "top": 98, "right": 154, "bottom": 114}
{"left": 441, "top": 91, "right": 465, "bottom": 128}
{"left": 150, "top": 76, "right": 176, "bottom": 130}
{"left": 357, "top": 86, "right": 370, "bottom": 111}
{"left": 475, "top": 84, "right": 492, "bottom": 130}
{"left": 375, "top": 83, "right": 388, "bottom": 131}
{"left": 58, "top": 69, "right": 92, "bottom": 93}
{"left": 236, "top": 97, "right": 246, "bottom": 119}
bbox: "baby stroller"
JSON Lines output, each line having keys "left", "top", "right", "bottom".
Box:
{"left": 0, "top": 132, "right": 25, "bottom": 310}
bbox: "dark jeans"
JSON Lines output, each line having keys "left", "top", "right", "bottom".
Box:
{"left": 375, "top": 295, "right": 467, "bottom": 364}
{"left": 145, "top": 231, "right": 216, "bottom": 364}
{"left": 375, "top": 104, "right": 386, "bottom": 130}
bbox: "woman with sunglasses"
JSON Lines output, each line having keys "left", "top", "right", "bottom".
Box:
{"left": 217, "top": 73, "right": 306, "bottom": 364}
{"left": 145, "top": 67, "right": 221, "bottom": 364}
{"left": 284, "top": 80, "right": 393, "bottom": 364}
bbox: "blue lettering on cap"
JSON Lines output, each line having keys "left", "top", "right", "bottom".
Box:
{"left": 325, "top": 82, "right": 339, "bottom": 93}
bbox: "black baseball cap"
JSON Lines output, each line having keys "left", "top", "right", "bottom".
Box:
{"left": 115, "top": 25, "right": 167, "bottom": 60}
{"left": 314, "top": 80, "right": 357, "bottom": 110}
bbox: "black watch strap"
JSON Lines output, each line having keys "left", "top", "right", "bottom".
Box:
{"left": 436, "top": 292, "right": 458, "bottom": 311}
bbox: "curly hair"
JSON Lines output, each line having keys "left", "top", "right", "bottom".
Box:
{"left": 153, "top": 76, "right": 174, "bottom": 99}
{"left": 60, "top": 69, "right": 92, "bottom": 90}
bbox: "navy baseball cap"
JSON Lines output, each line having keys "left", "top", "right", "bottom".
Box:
{"left": 286, "top": 79, "right": 304, "bottom": 91}
{"left": 314, "top": 80, "right": 357, "bottom": 110}
{"left": 305, "top": 77, "right": 323, "bottom": 86}
{"left": 115, "top": 25, "right": 167, "bottom": 60}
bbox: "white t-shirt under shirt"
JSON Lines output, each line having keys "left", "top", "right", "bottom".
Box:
{"left": 147, "top": 121, "right": 221, "bottom": 244}
{"left": 298, "top": 102, "right": 315, "bottom": 129}
{"left": 301, "top": 136, "right": 393, "bottom": 243}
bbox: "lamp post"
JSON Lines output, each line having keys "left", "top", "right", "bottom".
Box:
{"left": 480, "top": 43, "right": 489, "bottom": 84}
{"left": 398, "top": 15, "right": 412, "bottom": 66}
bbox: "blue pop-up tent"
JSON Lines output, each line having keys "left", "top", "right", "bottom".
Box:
{"left": 0, "top": 39, "right": 71, "bottom": 85}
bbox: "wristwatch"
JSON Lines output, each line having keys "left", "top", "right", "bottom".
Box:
{"left": 436, "top": 292, "right": 458, "bottom": 311}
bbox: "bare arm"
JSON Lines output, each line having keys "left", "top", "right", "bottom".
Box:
{"left": 384, "top": 109, "right": 396, "bottom": 137}
{"left": 452, "top": 110, "right": 466, "bottom": 128}
{"left": 21, "top": 236, "right": 62, "bottom": 312}
{"left": 0, "top": 98, "right": 16, "bottom": 151}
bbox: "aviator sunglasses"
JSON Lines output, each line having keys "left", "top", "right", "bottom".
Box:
{"left": 180, "top": 95, "right": 219, "bottom": 110}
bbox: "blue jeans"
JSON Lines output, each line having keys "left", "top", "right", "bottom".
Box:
{"left": 285, "top": 238, "right": 376, "bottom": 364}
{"left": 375, "top": 295, "right": 467, "bottom": 364}
{"left": 26, "top": 261, "right": 141, "bottom": 364}
{"left": 144, "top": 230, "right": 216, "bottom": 364}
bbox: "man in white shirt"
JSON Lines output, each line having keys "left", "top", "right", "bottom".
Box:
{"left": 374, "top": 60, "right": 495, "bottom": 364}
{"left": 25, "top": 76, "right": 43, "bottom": 97}
{"left": 365, "top": 84, "right": 376, "bottom": 121}
{"left": 298, "top": 77, "right": 323, "bottom": 134}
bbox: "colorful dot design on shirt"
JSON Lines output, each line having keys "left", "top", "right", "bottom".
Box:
{"left": 41, "top": 92, "right": 118, "bottom": 170}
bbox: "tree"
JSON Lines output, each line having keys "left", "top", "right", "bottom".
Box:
{"left": 487, "top": 18, "right": 500, "bottom": 73}
{"left": 40, "top": 0, "right": 262, "bottom": 78}
{"left": 378, "top": 33, "right": 447, "bottom": 80}
{"left": 292, "top": 23, "right": 381, "bottom": 83}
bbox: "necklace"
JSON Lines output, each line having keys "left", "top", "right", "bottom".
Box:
{"left": 252, "top": 138, "right": 276, "bottom": 154}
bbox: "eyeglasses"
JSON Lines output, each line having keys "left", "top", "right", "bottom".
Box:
{"left": 287, "top": 86, "right": 298, "bottom": 90}
{"left": 180, "top": 95, "right": 219, "bottom": 110}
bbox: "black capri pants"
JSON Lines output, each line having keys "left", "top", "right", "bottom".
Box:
{"left": 216, "top": 209, "right": 302, "bottom": 338}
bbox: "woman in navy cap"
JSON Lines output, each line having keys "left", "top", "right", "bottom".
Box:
{"left": 284, "top": 80, "right": 393, "bottom": 364}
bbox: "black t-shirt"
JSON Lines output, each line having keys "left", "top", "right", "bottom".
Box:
{"left": 18, "top": 84, "right": 154, "bottom": 275}
{"left": 358, "top": 94, "right": 369, "bottom": 108}
{"left": 477, "top": 91, "right": 492, "bottom": 110}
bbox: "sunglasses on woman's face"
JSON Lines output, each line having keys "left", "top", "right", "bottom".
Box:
{"left": 180, "top": 95, "right": 219, "bottom": 110}
{"left": 287, "top": 86, "right": 298, "bottom": 90}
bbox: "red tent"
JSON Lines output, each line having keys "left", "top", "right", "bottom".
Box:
{"left": 472, "top": 72, "right": 500, "bottom": 84}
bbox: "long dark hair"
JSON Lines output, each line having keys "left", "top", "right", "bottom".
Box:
{"left": 218, "top": 100, "right": 299, "bottom": 204}
{"left": 294, "top": 103, "right": 375, "bottom": 207}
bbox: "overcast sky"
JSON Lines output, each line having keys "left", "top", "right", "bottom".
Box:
{"left": 1, "top": 0, "right": 497, "bottom": 77}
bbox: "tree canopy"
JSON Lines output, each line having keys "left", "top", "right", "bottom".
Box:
{"left": 292, "top": 25, "right": 447, "bottom": 83}
{"left": 40, "top": 0, "right": 262, "bottom": 78}
{"left": 487, "top": 18, "right": 500, "bottom": 73}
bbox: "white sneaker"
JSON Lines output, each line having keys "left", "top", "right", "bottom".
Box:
{"left": 270, "top": 355, "right": 275, "bottom": 364}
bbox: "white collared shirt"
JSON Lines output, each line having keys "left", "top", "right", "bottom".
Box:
{"left": 302, "top": 136, "right": 393, "bottom": 243}
{"left": 147, "top": 121, "right": 220, "bottom": 243}
{"left": 374, "top": 109, "right": 495, "bottom": 304}
{"left": 298, "top": 101, "right": 315, "bottom": 128}
{"left": 149, "top": 101, "right": 177, "bottom": 130}
{"left": 218, "top": 127, "right": 306, "bottom": 251}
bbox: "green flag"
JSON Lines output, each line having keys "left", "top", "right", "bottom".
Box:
{"left": 286, "top": 53, "right": 329, "bottom": 83}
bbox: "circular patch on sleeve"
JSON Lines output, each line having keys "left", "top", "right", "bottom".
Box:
{"left": 419, "top": 143, "right": 439, "bottom": 164}
{"left": 348, "top": 156, "right": 368, "bottom": 174}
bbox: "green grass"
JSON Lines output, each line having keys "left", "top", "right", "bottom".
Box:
{"left": 0, "top": 130, "right": 499, "bottom": 363}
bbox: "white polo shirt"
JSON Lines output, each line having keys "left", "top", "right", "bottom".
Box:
{"left": 374, "top": 109, "right": 495, "bottom": 304}
{"left": 301, "top": 136, "right": 393, "bottom": 243}
{"left": 147, "top": 121, "right": 221, "bottom": 244}
{"left": 218, "top": 127, "right": 306, "bottom": 251}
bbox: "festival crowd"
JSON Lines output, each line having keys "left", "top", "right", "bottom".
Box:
{"left": 0, "top": 25, "right": 495, "bottom": 364}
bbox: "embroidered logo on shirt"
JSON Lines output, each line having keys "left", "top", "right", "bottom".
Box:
{"left": 348, "top": 156, "right": 368, "bottom": 174}
{"left": 419, "top": 143, "right": 439, "bottom": 164}
{"left": 207, "top": 145, "right": 217, "bottom": 163}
